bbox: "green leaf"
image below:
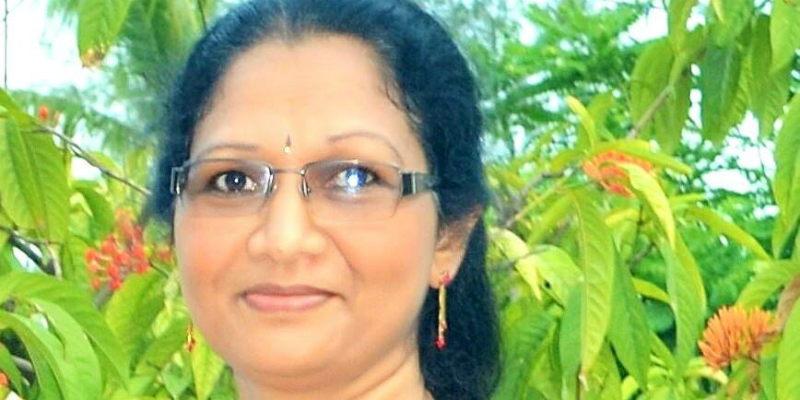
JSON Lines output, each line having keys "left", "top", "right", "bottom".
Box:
{"left": 59, "top": 235, "right": 92, "bottom": 292}
{"left": 675, "top": 233, "right": 707, "bottom": 314}
{"left": 777, "top": 301, "right": 800, "bottom": 400}
{"left": 587, "top": 93, "right": 615, "bottom": 140}
{"left": 608, "top": 260, "right": 651, "bottom": 388}
{"left": 104, "top": 271, "right": 165, "bottom": 365}
{"left": 709, "top": 0, "right": 754, "bottom": 46}
{"left": 496, "top": 306, "right": 554, "bottom": 400}
{"left": 619, "top": 163, "right": 676, "bottom": 247}
{"left": 559, "top": 288, "right": 582, "bottom": 379}
{"left": 527, "top": 196, "right": 572, "bottom": 246}
{"left": 0, "top": 210, "right": 9, "bottom": 251}
{"left": 33, "top": 298, "right": 102, "bottom": 400}
{"left": 762, "top": 354, "right": 778, "bottom": 400}
{"left": 749, "top": 15, "right": 792, "bottom": 137}
{"left": 627, "top": 35, "right": 692, "bottom": 154}
{"left": 77, "top": 0, "right": 134, "bottom": 66}
{"left": 0, "top": 271, "right": 130, "bottom": 387}
{"left": 0, "top": 118, "right": 70, "bottom": 241}
{"left": 669, "top": 29, "right": 706, "bottom": 86}
{"left": 567, "top": 96, "right": 598, "bottom": 150}
{"left": 684, "top": 205, "right": 771, "bottom": 260}
{"left": 700, "top": 42, "right": 743, "bottom": 143}
{"left": 630, "top": 41, "right": 671, "bottom": 140}
{"left": 568, "top": 190, "right": 615, "bottom": 377}
{"left": 73, "top": 181, "right": 115, "bottom": 241}
{"left": 491, "top": 228, "right": 529, "bottom": 260}
{"left": 0, "top": 88, "right": 38, "bottom": 128}
{"left": 0, "top": 310, "right": 76, "bottom": 400}
{"left": 551, "top": 148, "right": 585, "bottom": 173}
{"left": 633, "top": 278, "right": 671, "bottom": 304}
{"left": 135, "top": 317, "right": 189, "bottom": 374}
{"left": 524, "top": 245, "right": 582, "bottom": 304}
{"left": 738, "top": 260, "right": 800, "bottom": 308}
{"left": 515, "top": 254, "right": 543, "bottom": 300}
{"left": 191, "top": 329, "right": 226, "bottom": 400}
{"left": 774, "top": 95, "right": 800, "bottom": 230}
{"left": 0, "top": 342, "right": 24, "bottom": 394}
{"left": 770, "top": 0, "right": 800, "bottom": 73}
{"left": 655, "top": 74, "right": 691, "bottom": 154}
{"left": 592, "top": 140, "right": 693, "bottom": 174}
{"left": 668, "top": 0, "right": 699, "bottom": 49}
{"left": 658, "top": 238, "right": 704, "bottom": 373}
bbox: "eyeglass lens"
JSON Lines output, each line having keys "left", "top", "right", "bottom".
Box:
{"left": 178, "top": 159, "right": 404, "bottom": 220}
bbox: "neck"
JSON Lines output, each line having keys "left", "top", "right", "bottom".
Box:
{"left": 234, "top": 342, "right": 432, "bottom": 400}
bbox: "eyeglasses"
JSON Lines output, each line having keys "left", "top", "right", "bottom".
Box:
{"left": 171, "top": 158, "right": 438, "bottom": 220}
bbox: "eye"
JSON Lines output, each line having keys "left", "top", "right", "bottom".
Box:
{"left": 330, "top": 166, "right": 379, "bottom": 191}
{"left": 208, "top": 170, "right": 259, "bottom": 193}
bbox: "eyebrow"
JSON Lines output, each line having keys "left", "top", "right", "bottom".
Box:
{"left": 328, "top": 131, "right": 404, "bottom": 164}
{"left": 193, "top": 131, "right": 405, "bottom": 164}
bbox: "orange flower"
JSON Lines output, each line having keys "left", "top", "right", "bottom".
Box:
{"left": 698, "top": 306, "right": 777, "bottom": 370}
{"left": 582, "top": 151, "right": 653, "bottom": 197}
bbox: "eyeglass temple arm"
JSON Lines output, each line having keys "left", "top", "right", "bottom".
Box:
{"left": 401, "top": 173, "right": 437, "bottom": 197}
{"left": 170, "top": 167, "right": 184, "bottom": 196}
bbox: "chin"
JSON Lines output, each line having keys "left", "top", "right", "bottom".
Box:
{"left": 227, "top": 328, "right": 347, "bottom": 377}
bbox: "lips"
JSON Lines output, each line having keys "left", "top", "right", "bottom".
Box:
{"left": 241, "top": 284, "right": 334, "bottom": 313}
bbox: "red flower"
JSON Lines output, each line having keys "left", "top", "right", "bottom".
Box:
{"left": 131, "top": 242, "right": 146, "bottom": 260}
{"left": 101, "top": 236, "right": 119, "bottom": 257}
{"left": 134, "top": 260, "right": 149, "bottom": 274}
{"left": 84, "top": 248, "right": 98, "bottom": 264}
{"left": 38, "top": 105, "right": 49, "bottom": 122}
{"left": 109, "top": 277, "right": 122, "bottom": 292}
{"left": 582, "top": 151, "right": 654, "bottom": 197}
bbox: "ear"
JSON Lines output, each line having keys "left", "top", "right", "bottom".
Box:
{"left": 429, "top": 207, "right": 483, "bottom": 288}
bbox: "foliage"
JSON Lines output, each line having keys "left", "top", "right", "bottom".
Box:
{"left": 0, "top": 0, "right": 799, "bottom": 399}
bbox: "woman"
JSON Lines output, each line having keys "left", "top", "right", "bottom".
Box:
{"left": 147, "top": 0, "right": 499, "bottom": 399}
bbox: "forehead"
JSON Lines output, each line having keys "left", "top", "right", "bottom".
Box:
{"left": 192, "top": 35, "right": 427, "bottom": 169}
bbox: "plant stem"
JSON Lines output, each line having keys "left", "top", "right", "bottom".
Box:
{"left": 33, "top": 128, "right": 151, "bottom": 196}
{"left": 627, "top": 84, "right": 674, "bottom": 139}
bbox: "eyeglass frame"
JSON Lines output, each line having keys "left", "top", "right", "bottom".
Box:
{"left": 169, "top": 157, "right": 440, "bottom": 217}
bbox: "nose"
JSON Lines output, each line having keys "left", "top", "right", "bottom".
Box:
{"left": 246, "top": 172, "right": 327, "bottom": 265}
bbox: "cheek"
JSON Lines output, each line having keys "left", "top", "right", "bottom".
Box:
{"left": 173, "top": 214, "right": 249, "bottom": 318}
{"left": 332, "top": 202, "right": 438, "bottom": 333}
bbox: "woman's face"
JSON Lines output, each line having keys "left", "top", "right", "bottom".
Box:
{"left": 173, "top": 35, "right": 456, "bottom": 388}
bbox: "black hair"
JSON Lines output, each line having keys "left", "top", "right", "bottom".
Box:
{"left": 146, "top": 1, "right": 500, "bottom": 398}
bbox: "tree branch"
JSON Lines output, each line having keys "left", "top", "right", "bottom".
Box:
{"left": 502, "top": 171, "right": 565, "bottom": 229}
{"left": 32, "top": 128, "right": 151, "bottom": 196}
{"left": 626, "top": 84, "right": 674, "bottom": 139}
{"left": 10, "top": 234, "right": 41, "bottom": 265}
{"left": 0, "top": 225, "right": 58, "bottom": 274}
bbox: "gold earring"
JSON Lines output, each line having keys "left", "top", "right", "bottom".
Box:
{"left": 436, "top": 271, "right": 451, "bottom": 350}
{"left": 185, "top": 322, "right": 196, "bottom": 353}
{"left": 283, "top": 135, "right": 293, "bottom": 154}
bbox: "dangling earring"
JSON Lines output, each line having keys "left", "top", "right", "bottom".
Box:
{"left": 185, "top": 322, "right": 196, "bottom": 353}
{"left": 436, "top": 271, "right": 452, "bottom": 350}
